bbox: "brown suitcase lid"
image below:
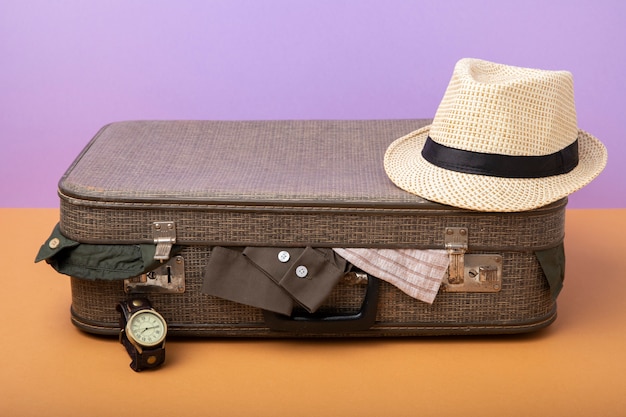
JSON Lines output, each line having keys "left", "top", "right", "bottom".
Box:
{"left": 57, "top": 120, "right": 566, "bottom": 248}
{"left": 59, "top": 119, "right": 438, "bottom": 208}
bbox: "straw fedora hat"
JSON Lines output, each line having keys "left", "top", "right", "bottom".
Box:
{"left": 384, "top": 58, "right": 607, "bottom": 212}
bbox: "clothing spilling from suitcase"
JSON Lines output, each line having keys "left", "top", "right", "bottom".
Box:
{"left": 36, "top": 58, "right": 608, "bottom": 371}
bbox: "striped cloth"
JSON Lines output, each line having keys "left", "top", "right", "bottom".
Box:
{"left": 333, "top": 248, "right": 450, "bottom": 304}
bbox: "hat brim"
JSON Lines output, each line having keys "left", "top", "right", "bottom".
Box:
{"left": 383, "top": 126, "right": 608, "bottom": 212}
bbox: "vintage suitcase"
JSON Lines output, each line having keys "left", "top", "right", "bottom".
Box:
{"left": 41, "top": 119, "right": 566, "bottom": 337}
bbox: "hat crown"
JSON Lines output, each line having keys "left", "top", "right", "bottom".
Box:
{"left": 429, "top": 58, "right": 579, "bottom": 156}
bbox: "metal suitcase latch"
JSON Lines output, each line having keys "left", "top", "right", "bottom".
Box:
{"left": 152, "top": 221, "right": 176, "bottom": 261}
{"left": 124, "top": 255, "right": 185, "bottom": 294}
{"left": 445, "top": 227, "right": 467, "bottom": 285}
{"left": 442, "top": 227, "right": 502, "bottom": 293}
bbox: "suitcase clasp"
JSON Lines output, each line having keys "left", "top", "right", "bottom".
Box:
{"left": 443, "top": 227, "right": 502, "bottom": 293}
{"left": 445, "top": 227, "right": 467, "bottom": 284}
{"left": 152, "top": 221, "right": 177, "bottom": 261}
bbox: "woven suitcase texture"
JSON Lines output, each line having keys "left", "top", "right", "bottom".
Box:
{"left": 59, "top": 197, "right": 565, "bottom": 249}
{"left": 59, "top": 120, "right": 565, "bottom": 336}
{"left": 70, "top": 247, "right": 555, "bottom": 336}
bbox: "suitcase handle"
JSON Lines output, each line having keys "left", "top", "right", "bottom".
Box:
{"left": 262, "top": 274, "right": 379, "bottom": 333}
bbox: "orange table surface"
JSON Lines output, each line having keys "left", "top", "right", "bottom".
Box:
{"left": 1, "top": 208, "right": 625, "bottom": 417}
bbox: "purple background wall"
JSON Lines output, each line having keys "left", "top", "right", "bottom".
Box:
{"left": 1, "top": 0, "right": 624, "bottom": 208}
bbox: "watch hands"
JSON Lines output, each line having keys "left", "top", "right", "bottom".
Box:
{"left": 140, "top": 325, "right": 160, "bottom": 334}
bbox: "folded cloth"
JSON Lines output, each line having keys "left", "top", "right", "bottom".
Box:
{"left": 332, "top": 248, "right": 450, "bottom": 304}
{"left": 202, "top": 246, "right": 348, "bottom": 315}
{"left": 202, "top": 246, "right": 295, "bottom": 315}
{"left": 35, "top": 223, "right": 183, "bottom": 280}
{"left": 243, "top": 247, "right": 348, "bottom": 313}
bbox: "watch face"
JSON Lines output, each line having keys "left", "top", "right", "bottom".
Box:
{"left": 127, "top": 310, "right": 167, "bottom": 347}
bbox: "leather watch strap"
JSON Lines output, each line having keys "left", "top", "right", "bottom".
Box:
{"left": 117, "top": 298, "right": 166, "bottom": 372}
{"left": 120, "top": 337, "right": 166, "bottom": 372}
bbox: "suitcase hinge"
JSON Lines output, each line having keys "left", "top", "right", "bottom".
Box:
{"left": 442, "top": 227, "right": 502, "bottom": 293}
{"left": 152, "top": 221, "right": 176, "bottom": 261}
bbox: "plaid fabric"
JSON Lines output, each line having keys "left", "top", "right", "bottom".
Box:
{"left": 333, "top": 248, "right": 450, "bottom": 304}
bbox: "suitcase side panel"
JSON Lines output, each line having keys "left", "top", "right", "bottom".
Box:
{"left": 59, "top": 197, "right": 566, "bottom": 250}
{"left": 69, "top": 246, "right": 557, "bottom": 337}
